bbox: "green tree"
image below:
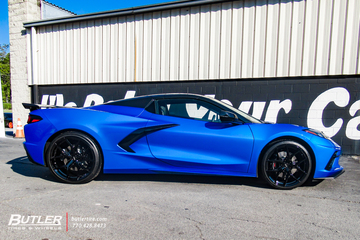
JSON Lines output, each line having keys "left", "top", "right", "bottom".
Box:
{"left": 0, "top": 44, "right": 11, "bottom": 105}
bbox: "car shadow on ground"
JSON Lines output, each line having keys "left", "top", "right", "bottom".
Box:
{"left": 6, "top": 156, "right": 57, "bottom": 182}
{"left": 7, "top": 156, "right": 271, "bottom": 188}
{"left": 96, "top": 172, "right": 272, "bottom": 189}
{"left": 96, "top": 173, "right": 323, "bottom": 189}
{"left": 7, "top": 156, "right": 323, "bottom": 189}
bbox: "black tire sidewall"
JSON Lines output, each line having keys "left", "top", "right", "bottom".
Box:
{"left": 46, "top": 131, "right": 102, "bottom": 184}
{"left": 260, "top": 140, "right": 312, "bottom": 190}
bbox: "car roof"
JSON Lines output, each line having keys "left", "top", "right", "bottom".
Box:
{"left": 104, "top": 93, "right": 262, "bottom": 124}
{"left": 106, "top": 93, "right": 213, "bottom": 108}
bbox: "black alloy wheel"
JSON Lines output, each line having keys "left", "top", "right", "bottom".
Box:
{"left": 46, "top": 131, "right": 102, "bottom": 184}
{"left": 261, "top": 141, "right": 312, "bottom": 190}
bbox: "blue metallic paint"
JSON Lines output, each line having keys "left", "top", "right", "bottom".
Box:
{"left": 23, "top": 94, "right": 344, "bottom": 185}
{"left": 143, "top": 110, "right": 254, "bottom": 173}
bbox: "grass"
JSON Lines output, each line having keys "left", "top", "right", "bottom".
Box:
{"left": 3, "top": 102, "right": 12, "bottom": 110}
{"left": 2, "top": 102, "right": 12, "bottom": 113}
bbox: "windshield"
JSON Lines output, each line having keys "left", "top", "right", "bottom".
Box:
{"left": 207, "top": 97, "right": 262, "bottom": 124}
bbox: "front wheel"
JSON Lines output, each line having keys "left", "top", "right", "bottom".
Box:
{"left": 45, "top": 131, "right": 102, "bottom": 184}
{"left": 260, "top": 141, "right": 312, "bottom": 190}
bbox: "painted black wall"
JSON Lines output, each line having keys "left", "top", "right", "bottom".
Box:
{"left": 33, "top": 76, "right": 360, "bottom": 154}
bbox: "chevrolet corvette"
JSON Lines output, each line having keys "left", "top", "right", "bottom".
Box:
{"left": 23, "top": 93, "right": 344, "bottom": 189}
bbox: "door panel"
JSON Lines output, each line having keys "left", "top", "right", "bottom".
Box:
{"left": 146, "top": 113, "right": 254, "bottom": 172}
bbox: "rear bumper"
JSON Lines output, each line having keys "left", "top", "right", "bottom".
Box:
{"left": 23, "top": 142, "right": 46, "bottom": 166}
{"left": 23, "top": 111, "right": 58, "bottom": 166}
{"left": 23, "top": 143, "right": 44, "bottom": 166}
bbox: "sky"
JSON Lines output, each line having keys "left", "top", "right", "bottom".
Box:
{"left": 0, "top": 0, "right": 179, "bottom": 48}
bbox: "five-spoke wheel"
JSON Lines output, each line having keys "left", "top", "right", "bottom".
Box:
{"left": 261, "top": 141, "right": 312, "bottom": 189}
{"left": 46, "top": 132, "right": 102, "bottom": 184}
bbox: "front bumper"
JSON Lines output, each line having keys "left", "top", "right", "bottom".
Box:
{"left": 333, "top": 168, "right": 345, "bottom": 179}
{"left": 313, "top": 148, "right": 344, "bottom": 179}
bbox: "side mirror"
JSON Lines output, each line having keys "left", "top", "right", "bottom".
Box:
{"left": 220, "top": 111, "right": 240, "bottom": 123}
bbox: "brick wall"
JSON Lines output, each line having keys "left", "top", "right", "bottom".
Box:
{"left": 8, "top": 0, "right": 40, "bottom": 135}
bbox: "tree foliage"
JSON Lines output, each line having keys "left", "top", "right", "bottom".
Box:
{"left": 0, "top": 44, "right": 11, "bottom": 104}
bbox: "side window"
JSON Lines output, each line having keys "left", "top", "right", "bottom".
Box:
{"left": 157, "top": 99, "right": 222, "bottom": 122}
{"left": 144, "top": 101, "right": 156, "bottom": 113}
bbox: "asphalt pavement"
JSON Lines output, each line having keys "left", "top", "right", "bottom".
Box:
{"left": 0, "top": 135, "right": 359, "bottom": 240}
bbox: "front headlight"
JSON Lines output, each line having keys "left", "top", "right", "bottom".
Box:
{"left": 303, "top": 128, "right": 329, "bottom": 139}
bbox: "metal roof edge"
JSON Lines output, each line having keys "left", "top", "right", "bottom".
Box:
{"left": 24, "top": 0, "right": 228, "bottom": 28}
{"left": 42, "top": 0, "right": 77, "bottom": 16}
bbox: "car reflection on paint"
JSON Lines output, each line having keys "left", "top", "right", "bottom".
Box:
{"left": 22, "top": 93, "right": 344, "bottom": 189}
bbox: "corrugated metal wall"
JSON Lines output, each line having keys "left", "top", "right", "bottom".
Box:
{"left": 29, "top": 0, "right": 360, "bottom": 85}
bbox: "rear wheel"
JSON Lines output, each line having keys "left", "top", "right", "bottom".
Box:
{"left": 260, "top": 141, "right": 312, "bottom": 190}
{"left": 45, "top": 131, "right": 102, "bottom": 184}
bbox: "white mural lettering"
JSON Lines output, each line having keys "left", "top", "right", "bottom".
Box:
{"left": 55, "top": 94, "right": 64, "bottom": 106}
{"left": 41, "top": 94, "right": 64, "bottom": 107}
{"left": 220, "top": 99, "right": 233, "bottom": 106}
{"left": 41, "top": 95, "right": 49, "bottom": 105}
{"left": 251, "top": 102, "right": 266, "bottom": 120}
{"left": 307, "top": 87, "right": 350, "bottom": 138}
{"left": 39, "top": 87, "right": 358, "bottom": 141}
{"left": 124, "top": 90, "right": 136, "bottom": 99}
{"left": 239, "top": 101, "right": 253, "bottom": 113}
{"left": 83, "top": 94, "right": 104, "bottom": 107}
{"left": 346, "top": 100, "right": 360, "bottom": 140}
{"left": 265, "top": 100, "right": 292, "bottom": 123}
{"left": 65, "top": 102, "right": 77, "bottom": 107}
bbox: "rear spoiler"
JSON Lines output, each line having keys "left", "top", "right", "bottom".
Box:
{"left": 22, "top": 103, "right": 76, "bottom": 112}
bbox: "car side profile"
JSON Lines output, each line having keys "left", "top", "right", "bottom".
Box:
{"left": 23, "top": 93, "right": 344, "bottom": 189}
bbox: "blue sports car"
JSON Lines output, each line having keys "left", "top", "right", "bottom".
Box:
{"left": 23, "top": 93, "right": 344, "bottom": 189}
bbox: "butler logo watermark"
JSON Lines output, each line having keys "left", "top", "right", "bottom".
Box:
{"left": 7, "top": 213, "right": 107, "bottom": 231}
{"left": 8, "top": 214, "right": 62, "bottom": 230}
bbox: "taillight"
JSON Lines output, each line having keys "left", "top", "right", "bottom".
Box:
{"left": 27, "top": 115, "right": 43, "bottom": 124}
